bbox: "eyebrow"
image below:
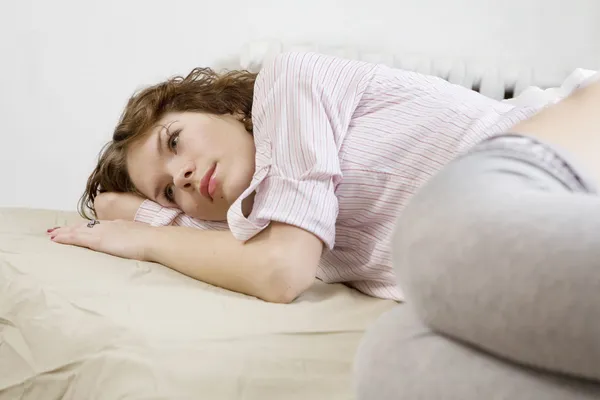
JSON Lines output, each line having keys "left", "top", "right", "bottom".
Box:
{"left": 157, "top": 125, "right": 164, "bottom": 157}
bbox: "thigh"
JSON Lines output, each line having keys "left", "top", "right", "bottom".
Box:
{"left": 392, "top": 139, "right": 600, "bottom": 380}
{"left": 354, "top": 306, "right": 600, "bottom": 400}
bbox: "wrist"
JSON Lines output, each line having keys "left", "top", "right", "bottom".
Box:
{"left": 140, "top": 225, "right": 161, "bottom": 262}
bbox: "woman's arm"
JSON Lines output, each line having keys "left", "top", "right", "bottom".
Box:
{"left": 94, "top": 192, "right": 218, "bottom": 230}
{"left": 49, "top": 219, "right": 322, "bottom": 303}
{"left": 94, "top": 192, "right": 145, "bottom": 221}
{"left": 145, "top": 222, "right": 322, "bottom": 303}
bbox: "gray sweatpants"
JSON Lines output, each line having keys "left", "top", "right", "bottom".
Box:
{"left": 355, "top": 134, "right": 600, "bottom": 399}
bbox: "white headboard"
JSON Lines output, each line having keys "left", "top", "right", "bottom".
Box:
{"left": 234, "top": 0, "right": 599, "bottom": 101}
{"left": 239, "top": 40, "right": 597, "bottom": 102}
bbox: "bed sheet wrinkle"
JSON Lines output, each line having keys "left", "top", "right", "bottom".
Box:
{"left": 1, "top": 263, "right": 130, "bottom": 386}
{"left": 0, "top": 207, "right": 396, "bottom": 399}
{"left": 130, "top": 261, "right": 152, "bottom": 279}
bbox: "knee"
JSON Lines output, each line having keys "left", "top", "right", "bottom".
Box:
{"left": 354, "top": 307, "right": 399, "bottom": 400}
{"left": 354, "top": 306, "right": 429, "bottom": 400}
{"left": 390, "top": 172, "right": 460, "bottom": 322}
{"left": 354, "top": 308, "right": 397, "bottom": 400}
{"left": 389, "top": 158, "right": 493, "bottom": 328}
{"left": 355, "top": 306, "right": 600, "bottom": 400}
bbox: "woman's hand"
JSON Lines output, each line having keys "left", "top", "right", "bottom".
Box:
{"left": 48, "top": 220, "right": 154, "bottom": 261}
{"left": 94, "top": 192, "right": 146, "bottom": 221}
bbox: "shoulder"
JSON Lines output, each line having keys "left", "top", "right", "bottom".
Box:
{"left": 254, "top": 51, "right": 375, "bottom": 90}
{"left": 254, "top": 52, "right": 319, "bottom": 89}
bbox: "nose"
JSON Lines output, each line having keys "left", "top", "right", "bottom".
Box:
{"left": 173, "top": 162, "right": 196, "bottom": 190}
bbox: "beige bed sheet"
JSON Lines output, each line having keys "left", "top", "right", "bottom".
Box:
{"left": 0, "top": 208, "right": 396, "bottom": 400}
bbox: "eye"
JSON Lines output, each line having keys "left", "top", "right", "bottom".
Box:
{"left": 164, "top": 184, "right": 175, "bottom": 203}
{"left": 167, "top": 128, "right": 181, "bottom": 153}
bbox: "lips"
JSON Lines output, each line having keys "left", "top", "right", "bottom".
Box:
{"left": 199, "top": 164, "right": 217, "bottom": 201}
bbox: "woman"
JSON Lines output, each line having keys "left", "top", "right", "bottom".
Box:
{"left": 49, "top": 51, "right": 600, "bottom": 395}
{"left": 48, "top": 51, "right": 599, "bottom": 306}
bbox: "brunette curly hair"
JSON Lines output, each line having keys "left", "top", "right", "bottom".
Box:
{"left": 78, "top": 67, "right": 257, "bottom": 219}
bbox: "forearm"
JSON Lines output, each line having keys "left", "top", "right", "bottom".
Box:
{"left": 142, "top": 223, "right": 312, "bottom": 303}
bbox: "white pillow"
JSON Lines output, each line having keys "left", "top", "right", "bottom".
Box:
{"left": 506, "top": 69, "right": 599, "bottom": 107}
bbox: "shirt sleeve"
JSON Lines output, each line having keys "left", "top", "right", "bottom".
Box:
{"left": 134, "top": 199, "right": 182, "bottom": 226}
{"left": 227, "top": 52, "right": 377, "bottom": 249}
{"left": 134, "top": 199, "right": 228, "bottom": 231}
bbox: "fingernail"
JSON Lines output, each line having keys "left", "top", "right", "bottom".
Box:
{"left": 47, "top": 227, "right": 59, "bottom": 233}
{"left": 50, "top": 236, "right": 56, "bottom": 240}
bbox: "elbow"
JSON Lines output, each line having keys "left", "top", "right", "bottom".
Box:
{"left": 260, "top": 280, "right": 301, "bottom": 304}
{"left": 92, "top": 192, "right": 115, "bottom": 220}
{"left": 258, "top": 249, "right": 316, "bottom": 304}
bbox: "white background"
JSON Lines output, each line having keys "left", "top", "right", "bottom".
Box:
{"left": 1, "top": 0, "right": 598, "bottom": 212}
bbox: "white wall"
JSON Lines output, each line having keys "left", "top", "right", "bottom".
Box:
{"left": 1, "top": 0, "right": 598, "bottom": 212}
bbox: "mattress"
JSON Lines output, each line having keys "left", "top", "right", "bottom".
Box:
{"left": 0, "top": 208, "right": 396, "bottom": 400}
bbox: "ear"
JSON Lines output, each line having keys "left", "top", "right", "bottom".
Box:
{"left": 231, "top": 111, "right": 246, "bottom": 122}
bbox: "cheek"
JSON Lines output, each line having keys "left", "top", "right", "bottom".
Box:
{"left": 178, "top": 192, "right": 229, "bottom": 221}
{"left": 178, "top": 195, "right": 200, "bottom": 215}
{"left": 177, "top": 193, "right": 212, "bottom": 219}
{"left": 187, "top": 131, "right": 221, "bottom": 156}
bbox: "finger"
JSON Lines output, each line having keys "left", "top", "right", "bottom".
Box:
{"left": 48, "top": 221, "right": 91, "bottom": 236}
{"left": 51, "top": 230, "right": 96, "bottom": 249}
{"left": 48, "top": 226, "right": 73, "bottom": 237}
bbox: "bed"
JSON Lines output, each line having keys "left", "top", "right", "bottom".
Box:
{"left": 0, "top": 208, "right": 396, "bottom": 399}
{"left": 1, "top": 38, "right": 598, "bottom": 399}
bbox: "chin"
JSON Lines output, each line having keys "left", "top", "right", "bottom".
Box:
{"left": 221, "top": 183, "right": 245, "bottom": 204}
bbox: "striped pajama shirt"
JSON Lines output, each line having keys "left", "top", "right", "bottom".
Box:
{"left": 135, "top": 51, "right": 543, "bottom": 301}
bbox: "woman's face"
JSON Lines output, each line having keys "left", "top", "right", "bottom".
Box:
{"left": 126, "top": 111, "right": 256, "bottom": 221}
